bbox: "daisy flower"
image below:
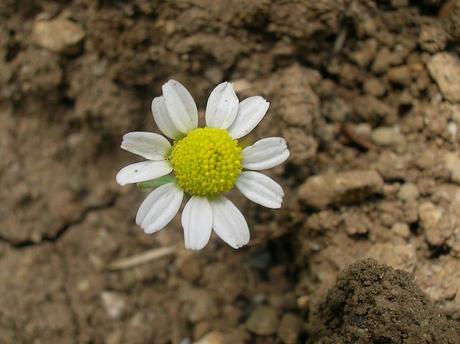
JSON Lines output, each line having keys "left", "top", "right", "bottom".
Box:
{"left": 116, "top": 80, "right": 289, "bottom": 250}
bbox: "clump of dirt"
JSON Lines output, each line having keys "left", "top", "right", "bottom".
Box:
{"left": 310, "top": 259, "right": 460, "bottom": 344}
{"left": 1, "top": 0, "right": 460, "bottom": 343}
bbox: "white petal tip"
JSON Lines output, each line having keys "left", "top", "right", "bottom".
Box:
{"left": 231, "top": 241, "right": 249, "bottom": 249}
{"left": 205, "top": 82, "right": 239, "bottom": 129}
{"left": 236, "top": 171, "right": 285, "bottom": 208}
{"left": 182, "top": 196, "right": 213, "bottom": 251}
{"left": 115, "top": 174, "right": 126, "bottom": 186}
{"left": 262, "top": 202, "right": 282, "bottom": 209}
{"left": 211, "top": 197, "right": 250, "bottom": 249}
{"left": 185, "top": 245, "right": 204, "bottom": 251}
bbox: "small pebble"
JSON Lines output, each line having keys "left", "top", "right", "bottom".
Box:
{"left": 246, "top": 306, "right": 279, "bottom": 336}
{"left": 277, "top": 313, "right": 303, "bottom": 344}
{"left": 33, "top": 17, "right": 85, "bottom": 54}
{"left": 299, "top": 170, "right": 383, "bottom": 209}
{"left": 444, "top": 152, "right": 460, "bottom": 184}
{"left": 194, "top": 332, "right": 223, "bottom": 344}
{"left": 371, "top": 126, "right": 405, "bottom": 148}
{"left": 101, "top": 291, "right": 126, "bottom": 319}
{"left": 398, "top": 183, "right": 419, "bottom": 201}
{"left": 392, "top": 222, "right": 411, "bottom": 239}
{"left": 427, "top": 53, "right": 460, "bottom": 103}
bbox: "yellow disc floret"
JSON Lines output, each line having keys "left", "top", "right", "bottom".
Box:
{"left": 168, "top": 128, "right": 242, "bottom": 197}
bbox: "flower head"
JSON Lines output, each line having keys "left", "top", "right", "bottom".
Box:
{"left": 116, "top": 80, "right": 289, "bottom": 250}
{"left": 169, "top": 127, "right": 242, "bottom": 197}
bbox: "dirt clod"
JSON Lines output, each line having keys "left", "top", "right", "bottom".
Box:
{"left": 33, "top": 17, "right": 85, "bottom": 54}
{"left": 299, "top": 170, "right": 384, "bottom": 209}
{"left": 310, "top": 259, "right": 460, "bottom": 344}
{"left": 371, "top": 126, "right": 406, "bottom": 149}
{"left": 277, "top": 313, "right": 303, "bottom": 344}
{"left": 246, "top": 306, "right": 279, "bottom": 336}
{"left": 398, "top": 182, "right": 419, "bottom": 201}
{"left": 427, "top": 53, "right": 460, "bottom": 103}
{"left": 419, "top": 202, "right": 452, "bottom": 247}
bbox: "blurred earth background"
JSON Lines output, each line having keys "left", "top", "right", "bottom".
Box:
{"left": 2, "top": 0, "right": 460, "bottom": 343}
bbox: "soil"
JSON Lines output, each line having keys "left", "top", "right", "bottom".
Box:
{"left": 1, "top": 0, "right": 460, "bottom": 343}
{"left": 311, "top": 259, "right": 460, "bottom": 344}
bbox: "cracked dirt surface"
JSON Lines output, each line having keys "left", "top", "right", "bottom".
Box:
{"left": 2, "top": 0, "right": 460, "bottom": 343}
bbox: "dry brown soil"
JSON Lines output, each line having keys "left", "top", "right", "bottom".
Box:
{"left": 2, "top": 0, "right": 460, "bottom": 343}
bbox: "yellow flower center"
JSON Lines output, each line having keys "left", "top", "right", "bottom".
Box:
{"left": 168, "top": 128, "right": 242, "bottom": 197}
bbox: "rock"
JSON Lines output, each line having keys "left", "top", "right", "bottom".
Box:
{"left": 416, "top": 256, "right": 460, "bottom": 316}
{"left": 179, "top": 287, "right": 219, "bottom": 323}
{"left": 444, "top": 152, "right": 460, "bottom": 184}
{"left": 366, "top": 242, "right": 416, "bottom": 273}
{"left": 177, "top": 255, "right": 201, "bottom": 282}
{"left": 352, "top": 95, "right": 397, "bottom": 123}
{"left": 33, "top": 17, "right": 85, "bottom": 54}
{"left": 194, "top": 331, "right": 224, "bottom": 344}
{"left": 371, "top": 126, "right": 405, "bottom": 149}
{"left": 418, "top": 202, "right": 453, "bottom": 246}
{"left": 194, "top": 330, "right": 249, "bottom": 344}
{"left": 372, "top": 47, "right": 393, "bottom": 74}
{"left": 349, "top": 38, "right": 378, "bottom": 67}
{"left": 433, "top": 185, "right": 460, "bottom": 254}
{"left": 222, "top": 328, "right": 250, "bottom": 344}
{"left": 299, "top": 170, "right": 384, "bottom": 209}
{"left": 419, "top": 24, "right": 448, "bottom": 53}
{"left": 427, "top": 53, "right": 460, "bottom": 103}
{"left": 448, "top": 121, "right": 458, "bottom": 141}
{"left": 363, "top": 78, "right": 386, "bottom": 97}
{"left": 246, "top": 306, "right": 279, "bottom": 336}
{"left": 416, "top": 148, "right": 440, "bottom": 170}
{"left": 101, "top": 291, "right": 126, "bottom": 319}
{"left": 376, "top": 151, "right": 410, "bottom": 180}
{"left": 204, "top": 67, "right": 224, "bottom": 84}
{"left": 386, "top": 65, "right": 412, "bottom": 86}
{"left": 322, "top": 97, "right": 351, "bottom": 122}
{"left": 392, "top": 222, "right": 411, "bottom": 239}
{"left": 296, "top": 295, "right": 310, "bottom": 310}
{"left": 282, "top": 128, "right": 317, "bottom": 165}
{"left": 343, "top": 212, "right": 371, "bottom": 236}
{"left": 340, "top": 123, "right": 375, "bottom": 151}
{"left": 441, "top": 0, "right": 460, "bottom": 39}
{"left": 306, "top": 210, "right": 341, "bottom": 233}
{"left": 202, "top": 263, "right": 246, "bottom": 303}
{"left": 232, "top": 79, "right": 252, "bottom": 93}
{"left": 277, "top": 313, "right": 303, "bottom": 344}
{"left": 275, "top": 65, "right": 320, "bottom": 129}
{"left": 398, "top": 183, "right": 419, "bottom": 201}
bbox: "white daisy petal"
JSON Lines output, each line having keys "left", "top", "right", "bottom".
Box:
{"left": 242, "top": 137, "right": 289, "bottom": 170}
{"left": 139, "top": 183, "right": 184, "bottom": 234}
{"left": 151, "top": 96, "right": 182, "bottom": 139}
{"left": 236, "top": 171, "right": 284, "bottom": 209}
{"left": 162, "top": 80, "right": 198, "bottom": 133}
{"left": 136, "top": 187, "right": 162, "bottom": 226}
{"left": 210, "top": 197, "right": 250, "bottom": 249}
{"left": 121, "top": 132, "right": 171, "bottom": 160}
{"left": 116, "top": 161, "right": 172, "bottom": 186}
{"left": 228, "top": 96, "right": 270, "bottom": 139}
{"left": 205, "top": 82, "right": 239, "bottom": 129}
{"left": 181, "top": 196, "right": 213, "bottom": 250}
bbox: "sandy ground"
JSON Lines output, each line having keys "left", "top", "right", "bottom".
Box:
{"left": 1, "top": 0, "right": 460, "bottom": 343}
